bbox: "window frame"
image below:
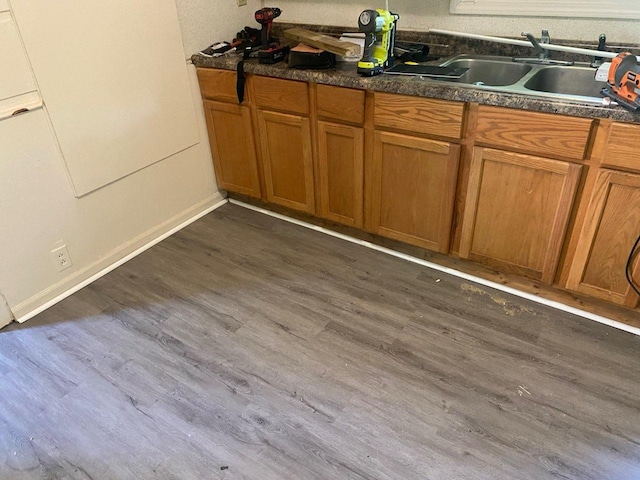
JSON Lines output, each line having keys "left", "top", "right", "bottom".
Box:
{"left": 450, "top": 0, "right": 640, "bottom": 20}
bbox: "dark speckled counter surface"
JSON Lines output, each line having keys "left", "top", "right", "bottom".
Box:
{"left": 191, "top": 24, "right": 640, "bottom": 124}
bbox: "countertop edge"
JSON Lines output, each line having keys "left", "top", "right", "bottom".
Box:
{"left": 191, "top": 55, "right": 640, "bottom": 124}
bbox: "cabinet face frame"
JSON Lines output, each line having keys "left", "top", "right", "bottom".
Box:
{"left": 317, "top": 121, "right": 364, "bottom": 228}
{"left": 203, "top": 100, "right": 262, "bottom": 198}
{"left": 459, "top": 147, "right": 582, "bottom": 283}
{"left": 567, "top": 169, "right": 640, "bottom": 307}
{"left": 367, "top": 131, "right": 461, "bottom": 253}
{"left": 257, "top": 109, "right": 315, "bottom": 213}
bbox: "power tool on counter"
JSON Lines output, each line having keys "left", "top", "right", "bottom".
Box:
{"left": 255, "top": 7, "right": 281, "bottom": 47}
{"left": 601, "top": 52, "right": 640, "bottom": 112}
{"left": 357, "top": 9, "right": 399, "bottom": 76}
{"left": 254, "top": 7, "right": 289, "bottom": 64}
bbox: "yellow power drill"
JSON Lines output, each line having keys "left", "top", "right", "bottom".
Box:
{"left": 357, "top": 9, "right": 399, "bottom": 77}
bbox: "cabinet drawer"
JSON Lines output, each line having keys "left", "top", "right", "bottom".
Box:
{"left": 475, "top": 106, "right": 593, "bottom": 161}
{"left": 317, "top": 84, "right": 365, "bottom": 125}
{"left": 374, "top": 93, "right": 464, "bottom": 139}
{"left": 196, "top": 68, "right": 238, "bottom": 102}
{"left": 252, "top": 76, "right": 309, "bottom": 115}
{"left": 602, "top": 122, "right": 640, "bottom": 172}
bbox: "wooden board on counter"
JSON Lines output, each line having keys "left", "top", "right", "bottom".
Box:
{"left": 284, "top": 28, "right": 361, "bottom": 57}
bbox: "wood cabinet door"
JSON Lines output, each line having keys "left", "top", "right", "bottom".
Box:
{"left": 203, "top": 100, "right": 261, "bottom": 198}
{"left": 257, "top": 110, "right": 315, "bottom": 213}
{"left": 317, "top": 121, "right": 364, "bottom": 228}
{"left": 460, "top": 147, "right": 582, "bottom": 283}
{"left": 567, "top": 170, "right": 640, "bottom": 307}
{"left": 367, "top": 131, "right": 460, "bottom": 253}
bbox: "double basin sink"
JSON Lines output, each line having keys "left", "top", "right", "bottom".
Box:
{"left": 433, "top": 55, "right": 607, "bottom": 105}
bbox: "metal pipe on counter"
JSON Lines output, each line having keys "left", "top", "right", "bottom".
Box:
{"left": 428, "top": 29, "right": 619, "bottom": 59}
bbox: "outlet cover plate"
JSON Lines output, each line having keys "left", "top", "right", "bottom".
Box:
{"left": 52, "top": 245, "right": 73, "bottom": 272}
{"left": 237, "top": 0, "right": 247, "bottom": 6}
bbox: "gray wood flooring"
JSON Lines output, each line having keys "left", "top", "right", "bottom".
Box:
{"left": 1, "top": 203, "right": 640, "bottom": 480}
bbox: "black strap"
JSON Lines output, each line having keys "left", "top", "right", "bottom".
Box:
{"left": 236, "top": 57, "right": 246, "bottom": 104}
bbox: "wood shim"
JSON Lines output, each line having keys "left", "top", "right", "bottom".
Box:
{"left": 284, "top": 28, "right": 362, "bottom": 57}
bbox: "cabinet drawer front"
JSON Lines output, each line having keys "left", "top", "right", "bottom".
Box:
{"left": 197, "top": 68, "right": 238, "bottom": 102}
{"left": 602, "top": 122, "right": 640, "bottom": 172}
{"left": 252, "top": 76, "right": 309, "bottom": 115}
{"left": 317, "top": 84, "right": 365, "bottom": 125}
{"left": 475, "top": 106, "right": 593, "bottom": 161}
{"left": 374, "top": 93, "right": 464, "bottom": 139}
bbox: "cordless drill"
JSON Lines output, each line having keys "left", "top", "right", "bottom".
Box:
{"left": 254, "top": 7, "right": 282, "bottom": 48}
{"left": 357, "top": 9, "right": 399, "bottom": 76}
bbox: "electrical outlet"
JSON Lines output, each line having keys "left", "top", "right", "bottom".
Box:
{"left": 237, "top": 0, "right": 247, "bottom": 6}
{"left": 51, "top": 245, "right": 73, "bottom": 272}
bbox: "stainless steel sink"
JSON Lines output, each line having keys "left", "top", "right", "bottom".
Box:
{"left": 523, "top": 67, "right": 606, "bottom": 97}
{"left": 433, "top": 55, "right": 608, "bottom": 106}
{"left": 441, "top": 58, "right": 532, "bottom": 86}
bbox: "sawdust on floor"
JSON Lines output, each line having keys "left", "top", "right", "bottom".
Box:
{"left": 460, "top": 283, "right": 536, "bottom": 316}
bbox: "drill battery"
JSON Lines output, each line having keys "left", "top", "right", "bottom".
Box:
{"left": 258, "top": 43, "right": 290, "bottom": 64}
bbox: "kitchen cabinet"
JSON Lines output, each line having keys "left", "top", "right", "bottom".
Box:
{"left": 317, "top": 121, "right": 364, "bottom": 227}
{"left": 567, "top": 169, "right": 640, "bottom": 307}
{"left": 459, "top": 147, "right": 582, "bottom": 283}
{"left": 315, "top": 85, "right": 365, "bottom": 228}
{"left": 203, "top": 100, "right": 261, "bottom": 198}
{"left": 252, "top": 76, "right": 315, "bottom": 214}
{"left": 257, "top": 110, "right": 315, "bottom": 213}
{"left": 198, "top": 69, "right": 263, "bottom": 198}
{"left": 367, "top": 131, "right": 460, "bottom": 252}
{"left": 195, "top": 66, "right": 640, "bottom": 321}
{"left": 367, "top": 92, "right": 464, "bottom": 252}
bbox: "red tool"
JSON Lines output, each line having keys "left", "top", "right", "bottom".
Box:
{"left": 254, "top": 7, "right": 282, "bottom": 48}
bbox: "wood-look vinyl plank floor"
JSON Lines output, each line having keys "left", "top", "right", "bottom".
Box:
{"left": 1, "top": 203, "right": 639, "bottom": 479}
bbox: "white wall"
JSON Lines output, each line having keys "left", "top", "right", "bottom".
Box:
{"left": 176, "top": 0, "right": 263, "bottom": 57}
{"left": 0, "top": 0, "right": 261, "bottom": 322}
{"left": 275, "top": 0, "right": 640, "bottom": 43}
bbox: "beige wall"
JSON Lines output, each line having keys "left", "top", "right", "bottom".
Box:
{"left": 0, "top": 0, "right": 259, "bottom": 322}
{"left": 275, "top": 0, "right": 640, "bottom": 43}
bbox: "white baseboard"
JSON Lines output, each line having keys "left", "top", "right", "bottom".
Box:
{"left": 0, "top": 293, "right": 13, "bottom": 329}
{"left": 14, "top": 195, "right": 228, "bottom": 323}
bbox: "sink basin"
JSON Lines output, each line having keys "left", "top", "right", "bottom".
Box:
{"left": 441, "top": 58, "right": 532, "bottom": 86}
{"left": 524, "top": 67, "right": 606, "bottom": 97}
{"left": 431, "top": 55, "right": 608, "bottom": 106}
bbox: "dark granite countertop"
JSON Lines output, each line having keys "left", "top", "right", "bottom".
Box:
{"left": 191, "top": 25, "right": 640, "bottom": 124}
